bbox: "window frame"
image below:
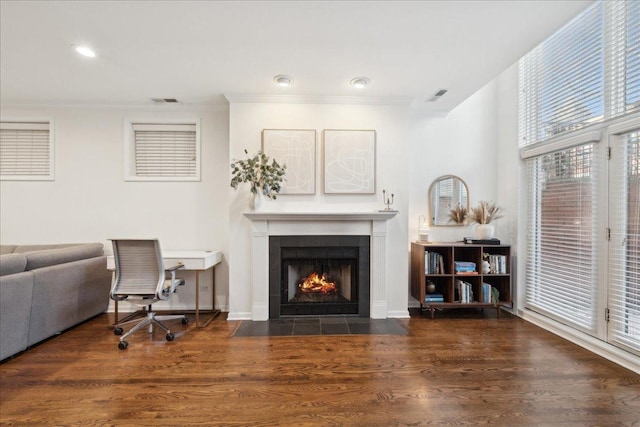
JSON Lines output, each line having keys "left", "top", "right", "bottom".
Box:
{"left": 0, "top": 118, "right": 54, "bottom": 181}
{"left": 124, "top": 118, "right": 201, "bottom": 182}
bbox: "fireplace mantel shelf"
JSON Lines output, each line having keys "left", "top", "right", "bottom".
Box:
{"left": 244, "top": 211, "right": 398, "bottom": 222}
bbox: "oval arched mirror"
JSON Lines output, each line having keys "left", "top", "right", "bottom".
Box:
{"left": 429, "top": 175, "right": 469, "bottom": 226}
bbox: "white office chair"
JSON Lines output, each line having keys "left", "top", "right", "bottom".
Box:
{"left": 110, "top": 239, "right": 188, "bottom": 350}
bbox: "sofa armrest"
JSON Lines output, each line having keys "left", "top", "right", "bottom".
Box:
{"left": 0, "top": 253, "right": 28, "bottom": 276}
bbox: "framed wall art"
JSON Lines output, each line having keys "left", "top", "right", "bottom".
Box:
{"left": 323, "top": 129, "right": 376, "bottom": 194}
{"left": 262, "top": 129, "right": 316, "bottom": 195}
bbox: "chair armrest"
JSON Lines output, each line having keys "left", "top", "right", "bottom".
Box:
{"left": 165, "top": 262, "right": 184, "bottom": 272}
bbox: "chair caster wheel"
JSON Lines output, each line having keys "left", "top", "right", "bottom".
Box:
{"left": 114, "top": 327, "right": 124, "bottom": 336}
{"left": 166, "top": 333, "right": 175, "bottom": 341}
{"left": 181, "top": 317, "right": 189, "bottom": 325}
{"left": 118, "top": 341, "right": 128, "bottom": 350}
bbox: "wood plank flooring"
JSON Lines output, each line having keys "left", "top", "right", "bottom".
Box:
{"left": 1, "top": 310, "right": 638, "bottom": 426}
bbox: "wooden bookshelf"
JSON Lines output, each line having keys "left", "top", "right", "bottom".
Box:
{"left": 410, "top": 242, "right": 512, "bottom": 318}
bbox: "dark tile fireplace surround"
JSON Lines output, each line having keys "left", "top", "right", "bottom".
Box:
{"left": 269, "top": 235, "right": 370, "bottom": 319}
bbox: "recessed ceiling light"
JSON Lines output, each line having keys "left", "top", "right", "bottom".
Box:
{"left": 274, "top": 75, "right": 293, "bottom": 87}
{"left": 74, "top": 45, "right": 96, "bottom": 58}
{"left": 350, "top": 77, "right": 370, "bottom": 89}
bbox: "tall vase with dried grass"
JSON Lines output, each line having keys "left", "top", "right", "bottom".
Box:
{"left": 467, "top": 201, "right": 504, "bottom": 239}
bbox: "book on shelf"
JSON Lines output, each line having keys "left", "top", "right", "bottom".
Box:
{"left": 481, "top": 283, "right": 492, "bottom": 303}
{"left": 454, "top": 261, "right": 476, "bottom": 273}
{"left": 425, "top": 293, "right": 444, "bottom": 303}
{"left": 455, "top": 279, "right": 474, "bottom": 303}
{"left": 488, "top": 254, "right": 508, "bottom": 274}
{"left": 424, "top": 251, "right": 445, "bottom": 274}
{"left": 456, "top": 271, "right": 478, "bottom": 275}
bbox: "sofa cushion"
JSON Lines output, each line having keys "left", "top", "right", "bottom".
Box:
{"left": 0, "top": 245, "right": 17, "bottom": 255}
{"left": 24, "top": 243, "right": 104, "bottom": 271}
{"left": 0, "top": 253, "right": 28, "bottom": 276}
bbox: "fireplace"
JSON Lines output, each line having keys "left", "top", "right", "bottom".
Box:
{"left": 269, "top": 235, "right": 370, "bottom": 318}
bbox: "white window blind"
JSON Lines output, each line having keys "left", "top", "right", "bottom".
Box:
{"left": 525, "top": 143, "right": 600, "bottom": 333}
{"left": 519, "top": 2, "right": 604, "bottom": 147}
{"left": 608, "top": 129, "right": 640, "bottom": 355}
{"left": 0, "top": 121, "right": 52, "bottom": 180}
{"left": 608, "top": 1, "right": 640, "bottom": 119}
{"left": 129, "top": 123, "right": 199, "bottom": 180}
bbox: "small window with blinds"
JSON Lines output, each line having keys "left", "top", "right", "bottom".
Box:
{"left": 125, "top": 121, "right": 200, "bottom": 181}
{"left": 525, "top": 142, "right": 599, "bottom": 333}
{"left": 0, "top": 121, "right": 53, "bottom": 180}
{"left": 608, "top": 129, "right": 640, "bottom": 355}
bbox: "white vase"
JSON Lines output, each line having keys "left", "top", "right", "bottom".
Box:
{"left": 252, "top": 191, "right": 266, "bottom": 211}
{"left": 475, "top": 224, "right": 495, "bottom": 240}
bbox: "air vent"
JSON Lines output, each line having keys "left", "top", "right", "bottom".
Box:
{"left": 151, "top": 98, "right": 179, "bottom": 103}
{"left": 427, "top": 89, "right": 448, "bottom": 102}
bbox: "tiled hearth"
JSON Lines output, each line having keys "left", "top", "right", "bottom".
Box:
{"left": 233, "top": 316, "right": 408, "bottom": 337}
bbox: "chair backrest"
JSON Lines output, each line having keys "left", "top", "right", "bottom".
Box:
{"left": 110, "top": 239, "right": 166, "bottom": 301}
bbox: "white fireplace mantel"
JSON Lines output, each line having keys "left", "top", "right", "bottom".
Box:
{"left": 243, "top": 210, "right": 398, "bottom": 320}
{"left": 244, "top": 211, "right": 398, "bottom": 222}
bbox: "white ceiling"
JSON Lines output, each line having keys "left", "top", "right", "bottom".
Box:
{"left": 0, "top": 0, "right": 593, "bottom": 114}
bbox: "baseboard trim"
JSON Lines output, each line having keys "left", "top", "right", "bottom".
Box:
{"left": 522, "top": 311, "right": 640, "bottom": 374}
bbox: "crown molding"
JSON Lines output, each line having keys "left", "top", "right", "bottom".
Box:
{"left": 0, "top": 102, "right": 229, "bottom": 112}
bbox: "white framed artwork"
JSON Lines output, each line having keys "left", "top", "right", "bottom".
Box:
{"left": 323, "top": 129, "right": 376, "bottom": 194}
{"left": 262, "top": 129, "right": 316, "bottom": 195}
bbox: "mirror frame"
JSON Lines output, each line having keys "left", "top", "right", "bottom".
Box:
{"left": 428, "top": 175, "right": 470, "bottom": 227}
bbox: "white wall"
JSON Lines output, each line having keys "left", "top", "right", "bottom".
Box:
{"left": 0, "top": 105, "right": 230, "bottom": 311}
{"left": 408, "top": 80, "right": 504, "bottom": 304}
{"left": 227, "top": 101, "right": 410, "bottom": 319}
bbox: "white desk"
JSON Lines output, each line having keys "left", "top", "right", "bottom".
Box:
{"left": 107, "top": 250, "right": 222, "bottom": 327}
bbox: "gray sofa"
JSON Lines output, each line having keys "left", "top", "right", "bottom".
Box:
{"left": 0, "top": 243, "right": 112, "bottom": 361}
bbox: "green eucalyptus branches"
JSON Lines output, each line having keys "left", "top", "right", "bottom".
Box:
{"left": 230, "top": 149, "right": 286, "bottom": 199}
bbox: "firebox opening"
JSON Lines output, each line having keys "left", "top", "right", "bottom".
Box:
{"left": 269, "top": 235, "right": 370, "bottom": 319}
{"left": 284, "top": 258, "right": 356, "bottom": 307}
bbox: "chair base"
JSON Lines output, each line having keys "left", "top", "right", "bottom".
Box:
{"left": 114, "top": 310, "right": 187, "bottom": 349}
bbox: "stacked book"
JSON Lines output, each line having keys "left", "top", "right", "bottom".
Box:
{"left": 488, "top": 255, "right": 508, "bottom": 274}
{"left": 455, "top": 280, "right": 474, "bottom": 303}
{"left": 424, "top": 293, "right": 444, "bottom": 303}
{"left": 424, "top": 252, "right": 445, "bottom": 274}
{"left": 454, "top": 261, "right": 477, "bottom": 274}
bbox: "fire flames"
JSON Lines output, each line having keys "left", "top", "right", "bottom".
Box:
{"left": 298, "top": 272, "right": 337, "bottom": 294}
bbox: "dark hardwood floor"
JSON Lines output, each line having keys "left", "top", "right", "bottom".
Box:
{"left": 1, "top": 310, "right": 638, "bottom": 426}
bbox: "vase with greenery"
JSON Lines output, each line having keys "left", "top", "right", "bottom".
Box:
{"left": 467, "top": 201, "right": 504, "bottom": 239}
{"left": 230, "top": 149, "right": 286, "bottom": 208}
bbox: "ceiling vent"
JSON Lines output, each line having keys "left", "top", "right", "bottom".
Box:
{"left": 152, "top": 98, "right": 179, "bottom": 103}
{"left": 427, "top": 89, "right": 448, "bottom": 102}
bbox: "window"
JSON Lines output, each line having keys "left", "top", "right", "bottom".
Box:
{"left": 519, "top": 0, "right": 640, "bottom": 357}
{"left": 519, "top": 1, "right": 639, "bottom": 148}
{"left": 0, "top": 121, "right": 53, "bottom": 180}
{"left": 609, "top": 126, "right": 640, "bottom": 355}
{"left": 524, "top": 140, "right": 600, "bottom": 333}
{"left": 125, "top": 120, "right": 200, "bottom": 181}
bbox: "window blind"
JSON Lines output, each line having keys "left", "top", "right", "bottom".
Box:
{"left": 519, "top": 2, "right": 604, "bottom": 147}
{"left": 0, "top": 121, "right": 52, "bottom": 179}
{"left": 608, "top": 129, "right": 640, "bottom": 355}
{"left": 608, "top": 1, "right": 640, "bottom": 118}
{"left": 132, "top": 123, "right": 197, "bottom": 178}
{"left": 525, "top": 143, "right": 599, "bottom": 333}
